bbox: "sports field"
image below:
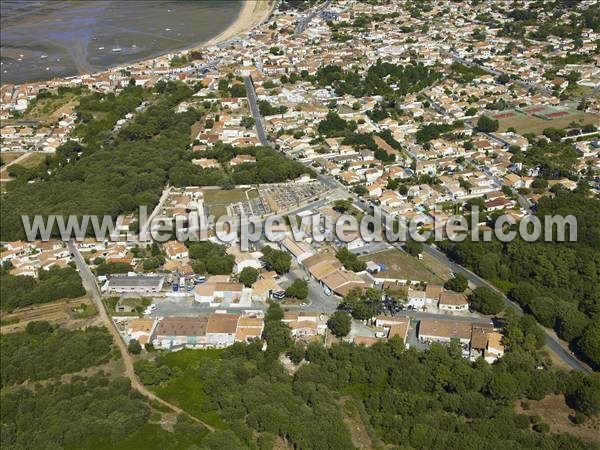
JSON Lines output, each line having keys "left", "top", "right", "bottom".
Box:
{"left": 496, "top": 109, "right": 598, "bottom": 135}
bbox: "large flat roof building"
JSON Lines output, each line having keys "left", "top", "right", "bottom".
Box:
{"left": 104, "top": 275, "right": 165, "bottom": 294}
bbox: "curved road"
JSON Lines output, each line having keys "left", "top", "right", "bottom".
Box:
{"left": 68, "top": 241, "right": 216, "bottom": 431}
{"left": 422, "top": 243, "right": 593, "bottom": 374}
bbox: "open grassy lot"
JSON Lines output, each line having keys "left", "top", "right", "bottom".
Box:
{"left": 19, "top": 152, "right": 48, "bottom": 169}
{"left": 201, "top": 187, "right": 258, "bottom": 204}
{"left": 0, "top": 152, "right": 26, "bottom": 165}
{"left": 498, "top": 111, "right": 599, "bottom": 135}
{"left": 516, "top": 395, "right": 600, "bottom": 445}
{"left": 24, "top": 92, "right": 79, "bottom": 125}
{"left": 201, "top": 187, "right": 258, "bottom": 216}
{"left": 152, "top": 349, "right": 228, "bottom": 429}
{"left": 360, "top": 248, "right": 444, "bottom": 284}
{"left": 0, "top": 296, "right": 94, "bottom": 334}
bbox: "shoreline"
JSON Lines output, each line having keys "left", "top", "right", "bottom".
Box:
{"left": 2, "top": 0, "right": 275, "bottom": 87}
{"left": 200, "top": 0, "right": 274, "bottom": 49}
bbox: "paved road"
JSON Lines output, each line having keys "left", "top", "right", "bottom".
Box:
{"left": 422, "top": 243, "right": 593, "bottom": 374}
{"left": 68, "top": 241, "right": 216, "bottom": 431}
{"left": 294, "top": 0, "right": 331, "bottom": 35}
{"left": 244, "top": 76, "right": 270, "bottom": 146}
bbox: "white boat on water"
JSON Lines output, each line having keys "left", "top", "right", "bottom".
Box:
{"left": 112, "top": 47, "right": 122, "bottom": 53}
{"left": 98, "top": 46, "right": 104, "bottom": 50}
{"left": 40, "top": 54, "right": 48, "bottom": 59}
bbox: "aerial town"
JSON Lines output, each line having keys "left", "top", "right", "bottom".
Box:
{"left": 1, "top": 1, "right": 599, "bottom": 449}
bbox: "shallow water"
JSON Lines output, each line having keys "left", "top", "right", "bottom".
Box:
{"left": 0, "top": 0, "right": 241, "bottom": 84}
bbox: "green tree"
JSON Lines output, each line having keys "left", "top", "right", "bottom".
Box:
{"left": 335, "top": 247, "right": 367, "bottom": 272}
{"left": 239, "top": 267, "right": 259, "bottom": 287}
{"left": 285, "top": 279, "right": 308, "bottom": 300}
{"left": 470, "top": 287, "right": 505, "bottom": 315}
{"left": 444, "top": 273, "right": 468, "bottom": 292}
{"left": 128, "top": 338, "right": 142, "bottom": 355}
{"left": 570, "top": 374, "right": 600, "bottom": 416}
{"left": 404, "top": 239, "right": 423, "bottom": 257}
{"left": 261, "top": 247, "right": 291, "bottom": 275}
{"left": 241, "top": 116, "right": 256, "bottom": 129}
{"left": 476, "top": 115, "right": 499, "bottom": 132}
{"left": 327, "top": 311, "right": 352, "bottom": 337}
{"left": 577, "top": 320, "right": 600, "bottom": 369}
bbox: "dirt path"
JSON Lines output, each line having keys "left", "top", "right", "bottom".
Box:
{"left": 67, "top": 241, "right": 215, "bottom": 432}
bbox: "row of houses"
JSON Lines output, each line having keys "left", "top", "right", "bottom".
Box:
{"left": 418, "top": 319, "right": 504, "bottom": 363}
{"left": 0, "top": 240, "right": 72, "bottom": 277}
{"left": 407, "top": 285, "right": 469, "bottom": 312}
{"left": 126, "top": 310, "right": 327, "bottom": 350}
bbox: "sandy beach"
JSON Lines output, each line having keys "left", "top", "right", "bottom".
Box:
{"left": 201, "top": 0, "right": 274, "bottom": 48}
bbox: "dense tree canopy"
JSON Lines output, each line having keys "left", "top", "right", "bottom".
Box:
{"left": 314, "top": 61, "right": 441, "bottom": 99}
{"left": 327, "top": 311, "right": 352, "bottom": 337}
{"left": 285, "top": 279, "right": 308, "bottom": 300}
{"left": 438, "top": 190, "right": 600, "bottom": 367}
{"left": 0, "top": 322, "right": 113, "bottom": 387}
{"left": 470, "top": 286, "right": 505, "bottom": 315}
{"left": 188, "top": 241, "right": 234, "bottom": 275}
{"left": 135, "top": 312, "right": 599, "bottom": 450}
{"left": 260, "top": 247, "right": 291, "bottom": 275}
{"left": 335, "top": 247, "right": 367, "bottom": 272}
{"left": 0, "top": 266, "right": 85, "bottom": 311}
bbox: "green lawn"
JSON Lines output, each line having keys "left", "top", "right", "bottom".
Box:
{"left": 360, "top": 249, "right": 443, "bottom": 284}
{"left": 209, "top": 204, "right": 228, "bottom": 217}
{"left": 152, "top": 349, "right": 228, "bottom": 429}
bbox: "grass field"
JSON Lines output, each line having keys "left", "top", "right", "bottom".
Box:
{"left": 0, "top": 152, "right": 26, "bottom": 165}
{"left": 201, "top": 187, "right": 258, "bottom": 217}
{"left": 19, "top": 152, "right": 47, "bottom": 169}
{"left": 201, "top": 188, "right": 258, "bottom": 204}
{"left": 498, "top": 111, "right": 599, "bottom": 135}
{"left": 152, "top": 349, "right": 228, "bottom": 429}
{"left": 360, "top": 248, "right": 444, "bottom": 284}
